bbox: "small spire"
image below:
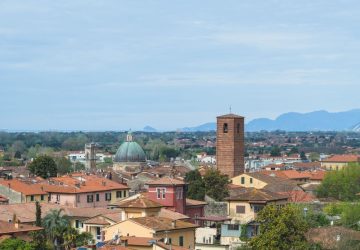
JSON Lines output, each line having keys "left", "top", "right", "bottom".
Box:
{"left": 126, "top": 130, "right": 133, "bottom": 142}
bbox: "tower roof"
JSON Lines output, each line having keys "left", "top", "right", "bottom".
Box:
{"left": 217, "top": 113, "right": 244, "bottom": 119}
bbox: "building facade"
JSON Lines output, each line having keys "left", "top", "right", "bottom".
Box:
{"left": 216, "top": 114, "right": 245, "bottom": 178}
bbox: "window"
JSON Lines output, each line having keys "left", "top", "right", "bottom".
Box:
{"left": 179, "top": 236, "right": 184, "bottom": 246}
{"left": 56, "top": 194, "right": 60, "bottom": 202}
{"left": 176, "top": 187, "right": 183, "bottom": 200}
{"left": 250, "top": 178, "right": 253, "bottom": 184}
{"left": 96, "top": 193, "right": 100, "bottom": 202}
{"left": 76, "top": 194, "right": 80, "bottom": 203}
{"left": 30, "top": 195, "right": 34, "bottom": 201}
{"left": 223, "top": 123, "right": 228, "bottom": 133}
{"left": 123, "top": 190, "right": 127, "bottom": 197}
{"left": 156, "top": 188, "right": 166, "bottom": 199}
{"left": 40, "top": 195, "right": 44, "bottom": 201}
{"left": 227, "top": 224, "right": 240, "bottom": 231}
{"left": 253, "top": 205, "right": 264, "bottom": 213}
{"left": 116, "top": 191, "right": 122, "bottom": 198}
{"left": 87, "top": 194, "right": 93, "bottom": 203}
{"left": 241, "top": 177, "right": 245, "bottom": 185}
{"left": 236, "top": 205, "right": 245, "bottom": 214}
{"left": 75, "top": 220, "right": 81, "bottom": 228}
{"left": 237, "top": 123, "right": 240, "bottom": 133}
{"left": 105, "top": 192, "right": 112, "bottom": 201}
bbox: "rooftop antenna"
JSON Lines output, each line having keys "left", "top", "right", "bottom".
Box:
{"left": 229, "top": 105, "right": 232, "bottom": 114}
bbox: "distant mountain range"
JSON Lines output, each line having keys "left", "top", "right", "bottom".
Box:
{"left": 176, "top": 109, "right": 360, "bottom": 132}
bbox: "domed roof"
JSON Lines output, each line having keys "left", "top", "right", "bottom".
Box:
{"left": 114, "top": 132, "right": 146, "bottom": 163}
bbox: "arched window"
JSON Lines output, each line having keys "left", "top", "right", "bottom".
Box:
{"left": 223, "top": 123, "right": 228, "bottom": 133}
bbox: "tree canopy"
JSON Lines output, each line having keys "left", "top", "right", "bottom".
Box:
{"left": 185, "top": 170, "right": 206, "bottom": 201}
{"left": 28, "top": 155, "right": 57, "bottom": 179}
{"left": 203, "top": 169, "right": 229, "bottom": 201}
{"left": 250, "top": 204, "right": 309, "bottom": 250}
{"left": 317, "top": 163, "right": 360, "bottom": 201}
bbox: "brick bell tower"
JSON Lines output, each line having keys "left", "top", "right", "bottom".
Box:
{"left": 216, "top": 113, "right": 245, "bottom": 177}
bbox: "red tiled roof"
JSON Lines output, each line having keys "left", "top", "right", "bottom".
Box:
{"left": 226, "top": 188, "right": 288, "bottom": 203}
{"left": 322, "top": 154, "right": 360, "bottom": 163}
{"left": 130, "top": 217, "right": 198, "bottom": 232}
{"left": 185, "top": 198, "right": 207, "bottom": 207}
{"left": 309, "top": 171, "right": 326, "bottom": 181}
{"left": 112, "top": 196, "right": 163, "bottom": 209}
{"left": 278, "top": 190, "right": 316, "bottom": 203}
{"left": 0, "top": 221, "right": 43, "bottom": 235}
{"left": 260, "top": 170, "right": 311, "bottom": 180}
{"left": 158, "top": 208, "right": 190, "bottom": 220}
{"left": 0, "top": 179, "right": 47, "bottom": 195}
{"left": 147, "top": 177, "right": 185, "bottom": 186}
{"left": 38, "top": 174, "right": 129, "bottom": 194}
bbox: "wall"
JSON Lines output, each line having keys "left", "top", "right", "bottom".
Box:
{"left": 321, "top": 162, "right": 348, "bottom": 171}
{"left": 195, "top": 243, "right": 230, "bottom": 250}
{"left": 48, "top": 189, "right": 128, "bottom": 208}
{"left": 216, "top": 116, "right": 244, "bottom": 178}
{"left": 25, "top": 194, "right": 47, "bottom": 203}
{"left": 231, "top": 174, "right": 266, "bottom": 189}
{"left": 156, "top": 229, "right": 195, "bottom": 249}
{"left": 104, "top": 220, "right": 153, "bottom": 241}
{"left": 0, "top": 185, "right": 22, "bottom": 203}
{"left": 195, "top": 227, "right": 216, "bottom": 244}
{"left": 147, "top": 186, "right": 186, "bottom": 214}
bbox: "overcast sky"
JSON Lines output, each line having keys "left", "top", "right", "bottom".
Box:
{"left": 1, "top": 0, "right": 359, "bottom": 131}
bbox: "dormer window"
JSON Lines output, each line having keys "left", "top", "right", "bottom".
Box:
{"left": 223, "top": 123, "right": 228, "bottom": 133}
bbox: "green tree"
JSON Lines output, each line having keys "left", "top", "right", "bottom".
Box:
{"left": 270, "top": 146, "right": 281, "bottom": 157}
{"left": 309, "top": 152, "right": 320, "bottom": 162}
{"left": 203, "top": 169, "right": 229, "bottom": 201}
{"left": 28, "top": 155, "right": 57, "bottom": 179}
{"left": 0, "top": 238, "right": 35, "bottom": 250}
{"left": 74, "top": 162, "right": 85, "bottom": 171}
{"left": 317, "top": 163, "right": 360, "bottom": 201}
{"left": 250, "top": 204, "right": 309, "bottom": 250}
{"left": 42, "top": 209, "right": 69, "bottom": 247}
{"left": 35, "top": 201, "right": 41, "bottom": 227}
{"left": 185, "top": 170, "right": 206, "bottom": 200}
{"left": 300, "top": 151, "right": 307, "bottom": 161}
{"left": 55, "top": 157, "right": 72, "bottom": 175}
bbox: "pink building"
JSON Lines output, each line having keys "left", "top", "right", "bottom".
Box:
{"left": 41, "top": 173, "right": 129, "bottom": 208}
{"left": 146, "top": 177, "right": 206, "bottom": 224}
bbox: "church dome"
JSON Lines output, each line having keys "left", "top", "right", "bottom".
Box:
{"left": 114, "top": 132, "right": 146, "bottom": 163}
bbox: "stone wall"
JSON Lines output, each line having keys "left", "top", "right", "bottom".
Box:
{"left": 0, "top": 185, "right": 22, "bottom": 203}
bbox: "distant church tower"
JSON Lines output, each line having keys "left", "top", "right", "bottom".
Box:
{"left": 216, "top": 113, "right": 245, "bottom": 177}
{"left": 85, "top": 143, "right": 97, "bottom": 170}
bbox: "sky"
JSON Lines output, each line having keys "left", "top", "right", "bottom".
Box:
{"left": 0, "top": 0, "right": 359, "bottom": 131}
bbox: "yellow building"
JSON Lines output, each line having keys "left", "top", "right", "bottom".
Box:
{"left": 225, "top": 188, "right": 288, "bottom": 224}
{"left": 110, "top": 195, "right": 163, "bottom": 219}
{"left": 321, "top": 155, "right": 360, "bottom": 171}
{"left": 231, "top": 172, "right": 300, "bottom": 193}
{"left": 104, "top": 217, "right": 198, "bottom": 249}
{"left": 0, "top": 179, "right": 48, "bottom": 204}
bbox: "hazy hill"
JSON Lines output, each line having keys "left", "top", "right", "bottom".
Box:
{"left": 180, "top": 109, "right": 360, "bottom": 132}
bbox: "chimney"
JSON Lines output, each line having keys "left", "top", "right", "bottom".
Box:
{"left": 171, "top": 220, "right": 176, "bottom": 228}
{"left": 102, "top": 181, "right": 106, "bottom": 186}
{"left": 14, "top": 221, "right": 20, "bottom": 229}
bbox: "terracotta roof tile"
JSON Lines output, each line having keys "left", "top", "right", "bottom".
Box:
{"left": 112, "top": 196, "right": 163, "bottom": 208}
{"left": 322, "top": 154, "right": 360, "bottom": 163}
{"left": 0, "top": 179, "right": 47, "bottom": 195}
{"left": 158, "top": 208, "right": 190, "bottom": 220}
{"left": 278, "top": 190, "right": 316, "bottom": 203}
{"left": 226, "top": 188, "right": 288, "bottom": 203}
{"left": 39, "top": 174, "right": 129, "bottom": 194}
{"left": 147, "top": 177, "right": 185, "bottom": 186}
{"left": 0, "top": 221, "right": 43, "bottom": 235}
{"left": 130, "top": 217, "right": 198, "bottom": 232}
{"left": 185, "top": 198, "right": 207, "bottom": 207}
